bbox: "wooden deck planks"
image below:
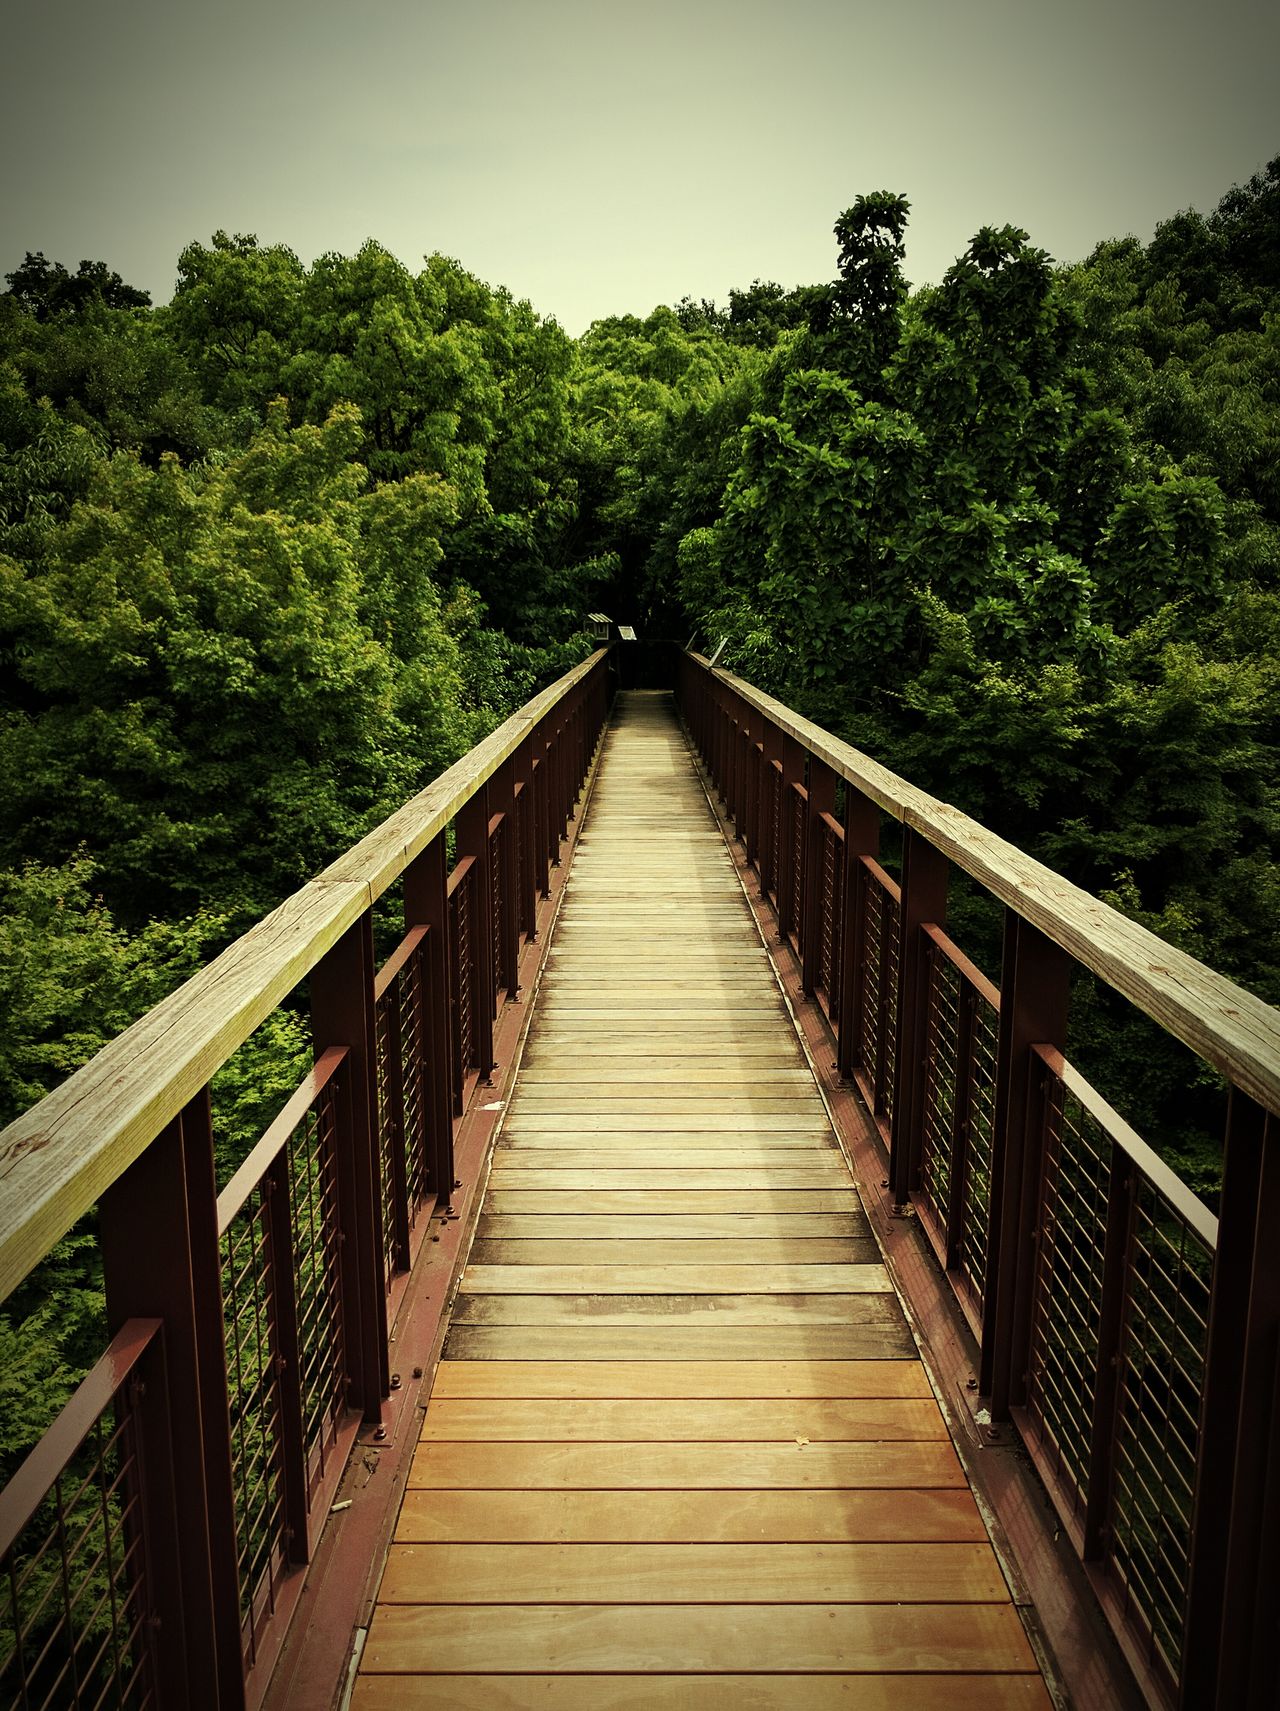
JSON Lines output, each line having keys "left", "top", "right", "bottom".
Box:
{"left": 362, "top": 1603, "right": 1040, "bottom": 1675}
{"left": 352, "top": 1677, "right": 1053, "bottom": 1711}
{"left": 358, "top": 691, "right": 1049, "bottom": 1705}
{"left": 377, "top": 1540, "right": 1009, "bottom": 1603}
{"left": 466, "top": 1239, "right": 878, "bottom": 1264}
{"left": 409, "top": 1440, "right": 967, "bottom": 1489}
{"left": 394, "top": 1486, "right": 985, "bottom": 1542}
{"left": 442, "top": 1324, "right": 919, "bottom": 1359}
{"left": 460, "top": 1262, "right": 891, "bottom": 1291}
{"left": 428, "top": 1359, "right": 934, "bottom": 1397}
{"left": 448, "top": 1296, "right": 904, "bottom": 1328}
{"left": 418, "top": 1397, "right": 949, "bottom": 1440}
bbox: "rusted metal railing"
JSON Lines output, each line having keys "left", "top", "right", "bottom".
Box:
{"left": 679, "top": 649, "right": 1279, "bottom": 1711}
{"left": 0, "top": 649, "right": 612, "bottom": 1711}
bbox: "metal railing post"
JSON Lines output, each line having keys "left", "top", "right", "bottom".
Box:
{"left": 262, "top": 1154, "right": 311, "bottom": 1560}
{"left": 513, "top": 735, "right": 537, "bottom": 942}
{"left": 801, "top": 758, "right": 836, "bottom": 996}
{"left": 836, "top": 785, "right": 880, "bottom": 1081}
{"left": 99, "top": 1092, "right": 244, "bottom": 1709}
{"left": 981, "top": 911, "right": 1071, "bottom": 1413}
{"left": 311, "top": 915, "right": 389, "bottom": 1416}
{"left": 1181, "top": 1091, "right": 1280, "bottom": 1710}
{"left": 720, "top": 694, "right": 733, "bottom": 810}
{"left": 887, "top": 827, "right": 950, "bottom": 1207}
{"left": 744, "top": 703, "right": 763, "bottom": 869}
{"left": 777, "top": 735, "right": 805, "bottom": 949}
{"left": 128, "top": 1330, "right": 195, "bottom": 1708}
{"left": 376, "top": 974, "right": 411, "bottom": 1275}
{"left": 1081, "top": 1125, "right": 1135, "bottom": 1561}
{"left": 709, "top": 693, "right": 721, "bottom": 799}
{"left": 404, "top": 834, "right": 455, "bottom": 1206}
{"left": 455, "top": 784, "right": 496, "bottom": 1080}
{"left": 725, "top": 699, "right": 737, "bottom": 824}
{"left": 488, "top": 756, "right": 519, "bottom": 1002}
{"left": 556, "top": 716, "right": 571, "bottom": 841}
{"left": 760, "top": 717, "right": 785, "bottom": 902}
{"left": 533, "top": 742, "right": 551, "bottom": 897}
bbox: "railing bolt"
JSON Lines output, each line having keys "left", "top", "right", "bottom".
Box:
{"left": 373, "top": 1425, "right": 387, "bottom": 1442}
{"left": 390, "top": 1373, "right": 401, "bottom": 1390}
{"left": 453, "top": 1178, "right": 462, "bottom": 1189}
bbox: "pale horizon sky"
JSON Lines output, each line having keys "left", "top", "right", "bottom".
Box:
{"left": 2, "top": 0, "right": 1275, "bottom": 336}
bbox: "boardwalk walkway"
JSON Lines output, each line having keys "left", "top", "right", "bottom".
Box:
{"left": 353, "top": 691, "right": 1052, "bottom": 1709}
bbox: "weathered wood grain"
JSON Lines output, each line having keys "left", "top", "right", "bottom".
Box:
{"left": 361, "top": 1603, "right": 1037, "bottom": 1674}
{"left": 513, "top": 1071, "right": 813, "bottom": 1087}
{"left": 420, "top": 1397, "right": 947, "bottom": 1441}
{"left": 393, "top": 1485, "right": 981, "bottom": 1543}
{"left": 466, "top": 1239, "right": 876, "bottom": 1265}
{"left": 474, "top": 1215, "right": 870, "bottom": 1242}
{"left": 495, "top": 1139, "right": 839, "bottom": 1157}
{"left": 449, "top": 1295, "right": 904, "bottom": 1328}
{"left": 483, "top": 1191, "right": 856, "bottom": 1213}
{"left": 429, "top": 1360, "right": 930, "bottom": 1399}
{"left": 352, "top": 1675, "right": 1053, "bottom": 1710}
{"left": 507, "top": 1097, "right": 823, "bottom": 1114}
{"left": 494, "top": 1134, "right": 832, "bottom": 1151}
{"left": 483, "top": 1168, "right": 852, "bottom": 1189}
{"left": 442, "top": 1323, "right": 918, "bottom": 1360}
{"left": 409, "top": 1438, "right": 965, "bottom": 1491}
{"left": 377, "top": 1540, "right": 1005, "bottom": 1603}
{"left": 459, "top": 1264, "right": 892, "bottom": 1295}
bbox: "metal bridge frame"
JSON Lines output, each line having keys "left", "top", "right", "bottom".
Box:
{"left": 0, "top": 650, "right": 613, "bottom": 1711}
{"left": 679, "top": 649, "right": 1279, "bottom": 1711}
{"left": 2, "top": 643, "right": 1277, "bottom": 1710}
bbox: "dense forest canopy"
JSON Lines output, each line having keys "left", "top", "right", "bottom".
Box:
{"left": 2, "top": 158, "right": 1277, "bottom": 1471}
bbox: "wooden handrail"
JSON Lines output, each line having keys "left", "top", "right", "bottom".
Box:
{"left": 694, "top": 653, "right": 1280, "bottom": 1116}
{"left": 0, "top": 649, "right": 608, "bottom": 1305}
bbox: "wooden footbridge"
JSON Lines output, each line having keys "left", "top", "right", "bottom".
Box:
{"left": 355, "top": 693, "right": 1044, "bottom": 1706}
{"left": 2, "top": 652, "right": 1277, "bottom": 1711}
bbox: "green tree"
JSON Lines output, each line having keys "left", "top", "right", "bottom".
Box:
{"left": 0, "top": 404, "right": 470, "bottom": 924}
{"left": 4, "top": 253, "right": 150, "bottom": 319}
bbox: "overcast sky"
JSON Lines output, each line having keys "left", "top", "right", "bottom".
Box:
{"left": 2, "top": 0, "right": 1275, "bottom": 335}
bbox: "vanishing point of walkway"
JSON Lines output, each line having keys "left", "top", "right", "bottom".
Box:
{"left": 353, "top": 692, "right": 1052, "bottom": 1708}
